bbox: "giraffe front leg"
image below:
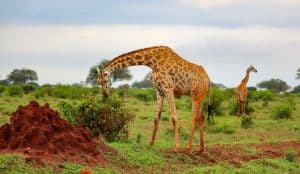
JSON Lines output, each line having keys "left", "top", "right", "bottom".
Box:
{"left": 149, "top": 93, "right": 164, "bottom": 146}
{"left": 185, "top": 97, "right": 201, "bottom": 152}
{"left": 165, "top": 90, "right": 180, "bottom": 152}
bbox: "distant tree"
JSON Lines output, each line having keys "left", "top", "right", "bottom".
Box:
{"left": 86, "top": 59, "right": 132, "bottom": 86}
{"left": 132, "top": 73, "right": 153, "bottom": 88}
{"left": 257, "top": 79, "right": 290, "bottom": 93}
{"left": 0, "top": 79, "right": 9, "bottom": 85}
{"left": 292, "top": 85, "right": 300, "bottom": 93}
{"left": 297, "top": 67, "right": 300, "bottom": 80}
{"left": 7, "top": 68, "right": 38, "bottom": 84}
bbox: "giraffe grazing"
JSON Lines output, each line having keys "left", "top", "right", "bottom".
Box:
{"left": 97, "top": 46, "right": 210, "bottom": 154}
{"left": 236, "top": 65, "right": 257, "bottom": 116}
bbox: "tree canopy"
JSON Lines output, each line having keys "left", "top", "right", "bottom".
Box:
{"left": 257, "top": 79, "right": 290, "bottom": 93}
{"left": 86, "top": 59, "right": 132, "bottom": 86}
{"left": 7, "top": 68, "right": 38, "bottom": 84}
{"left": 132, "top": 73, "right": 153, "bottom": 88}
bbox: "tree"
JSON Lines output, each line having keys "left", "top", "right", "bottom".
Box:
{"left": 257, "top": 79, "right": 290, "bottom": 93}
{"left": 86, "top": 59, "right": 132, "bottom": 86}
{"left": 132, "top": 73, "right": 153, "bottom": 88}
{"left": 297, "top": 67, "right": 300, "bottom": 80}
{"left": 7, "top": 68, "right": 38, "bottom": 84}
{"left": 292, "top": 85, "right": 300, "bottom": 93}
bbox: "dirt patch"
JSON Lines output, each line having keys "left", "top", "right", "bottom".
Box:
{"left": 164, "top": 141, "right": 300, "bottom": 167}
{"left": 0, "top": 100, "right": 115, "bottom": 166}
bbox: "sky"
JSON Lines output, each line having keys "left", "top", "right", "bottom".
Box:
{"left": 0, "top": 0, "right": 299, "bottom": 88}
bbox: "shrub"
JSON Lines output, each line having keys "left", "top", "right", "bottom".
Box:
{"left": 203, "top": 87, "right": 225, "bottom": 116}
{"left": 51, "top": 85, "right": 93, "bottom": 99}
{"left": 7, "top": 85, "right": 23, "bottom": 97}
{"left": 58, "top": 94, "right": 135, "bottom": 142}
{"left": 22, "top": 84, "right": 37, "bottom": 94}
{"left": 241, "top": 115, "right": 253, "bottom": 129}
{"left": 272, "top": 102, "right": 293, "bottom": 119}
{"left": 285, "top": 149, "right": 297, "bottom": 162}
{"left": 129, "top": 88, "right": 156, "bottom": 102}
{"left": 251, "top": 90, "right": 273, "bottom": 107}
{"left": 223, "top": 88, "right": 235, "bottom": 99}
{"left": 0, "top": 85, "right": 5, "bottom": 94}
{"left": 228, "top": 98, "right": 255, "bottom": 115}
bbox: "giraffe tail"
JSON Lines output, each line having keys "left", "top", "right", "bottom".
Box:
{"left": 207, "top": 82, "right": 213, "bottom": 123}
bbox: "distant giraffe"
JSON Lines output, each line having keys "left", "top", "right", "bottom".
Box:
{"left": 97, "top": 46, "right": 210, "bottom": 154}
{"left": 236, "top": 65, "right": 257, "bottom": 116}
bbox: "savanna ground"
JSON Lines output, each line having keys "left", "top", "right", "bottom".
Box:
{"left": 0, "top": 86, "right": 299, "bottom": 174}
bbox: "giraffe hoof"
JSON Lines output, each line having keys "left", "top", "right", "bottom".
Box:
{"left": 172, "top": 147, "right": 180, "bottom": 153}
{"left": 149, "top": 141, "right": 154, "bottom": 146}
{"left": 184, "top": 145, "right": 192, "bottom": 152}
{"left": 198, "top": 148, "right": 204, "bottom": 155}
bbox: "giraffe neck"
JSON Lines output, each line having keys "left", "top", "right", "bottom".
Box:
{"left": 103, "top": 46, "right": 168, "bottom": 73}
{"left": 242, "top": 70, "right": 251, "bottom": 85}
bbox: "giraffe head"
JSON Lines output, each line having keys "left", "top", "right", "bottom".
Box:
{"left": 248, "top": 65, "right": 257, "bottom": 73}
{"left": 97, "top": 68, "right": 111, "bottom": 98}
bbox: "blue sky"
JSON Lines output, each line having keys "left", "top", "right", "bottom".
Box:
{"left": 0, "top": 0, "right": 300, "bottom": 87}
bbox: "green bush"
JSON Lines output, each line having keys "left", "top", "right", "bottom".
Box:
{"left": 228, "top": 98, "right": 255, "bottom": 115}
{"left": 22, "top": 84, "right": 37, "bottom": 94}
{"left": 58, "top": 94, "right": 135, "bottom": 142}
{"left": 241, "top": 115, "right": 253, "bottom": 129}
{"left": 272, "top": 102, "right": 293, "bottom": 119}
{"left": 285, "top": 149, "right": 297, "bottom": 162}
{"left": 203, "top": 87, "right": 225, "bottom": 116}
{"left": 251, "top": 90, "right": 273, "bottom": 107}
{"left": 223, "top": 88, "right": 235, "bottom": 99}
{"left": 128, "top": 88, "right": 156, "bottom": 102}
{"left": 0, "top": 85, "right": 5, "bottom": 94}
{"left": 7, "top": 85, "right": 23, "bottom": 97}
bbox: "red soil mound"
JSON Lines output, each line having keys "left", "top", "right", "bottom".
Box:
{"left": 0, "top": 100, "right": 113, "bottom": 166}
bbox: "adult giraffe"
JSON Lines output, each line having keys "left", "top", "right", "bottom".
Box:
{"left": 97, "top": 46, "right": 210, "bottom": 154}
{"left": 236, "top": 65, "right": 257, "bottom": 116}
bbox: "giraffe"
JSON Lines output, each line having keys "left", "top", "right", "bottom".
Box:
{"left": 235, "top": 65, "right": 257, "bottom": 116}
{"left": 97, "top": 46, "right": 210, "bottom": 154}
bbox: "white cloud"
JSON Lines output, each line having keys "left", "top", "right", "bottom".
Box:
{"left": 0, "top": 24, "right": 299, "bottom": 87}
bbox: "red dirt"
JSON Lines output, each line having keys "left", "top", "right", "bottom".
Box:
{"left": 0, "top": 100, "right": 114, "bottom": 166}
{"left": 164, "top": 141, "right": 300, "bottom": 167}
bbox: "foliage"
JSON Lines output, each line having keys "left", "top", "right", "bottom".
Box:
{"left": 34, "top": 84, "right": 97, "bottom": 99}
{"left": 128, "top": 88, "right": 156, "bottom": 102}
{"left": 228, "top": 98, "right": 255, "bottom": 115}
{"left": 285, "top": 149, "right": 297, "bottom": 162}
{"left": 58, "top": 94, "right": 135, "bottom": 142}
{"left": 257, "top": 79, "right": 290, "bottom": 92}
{"left": 7, "top": 85, "right": 23, "bottom": 97}
{"left": 132, "top": 73, "right": 153, "bottom": 88}
{"left": 22, "top": 84, "right": 37, "bottom": 94}
{"left": 86, "top": 59, "right": 132, "bottom": 86}
{"left": 0, "top": 79, "right": 9, "bottom": 85}
{"left": 297, "top": 67, "right": 300, "bottom": 80}
{"left": 0, "top": 85, "right": 5, "bottom": 94}
{"left": 292, "top": 85, "right": 300, "bottom": 93}
{"left": 241, "top": 115, "right": 253, "bottom": 129}
{"left": 272, "top": 102, "right": 293, "bottom": 119}
{"left": 223, "top": 88, "right": 235, "bottom": 99}
{"left": 6, "top": 68, "right": 38, "bottom": 84}
{"left": 203, "top": 87, "right": 225, "bottom": 116}
{"left": 132, "top": 79, "right": 153, "bottom": 88}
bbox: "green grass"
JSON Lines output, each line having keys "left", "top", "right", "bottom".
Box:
{"left": 0, "top": 89, "right": 299, "bottom": 173}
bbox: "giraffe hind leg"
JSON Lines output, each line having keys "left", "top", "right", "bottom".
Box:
{"left": 149, "top": 93, "right": 164, "bottom": 146}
